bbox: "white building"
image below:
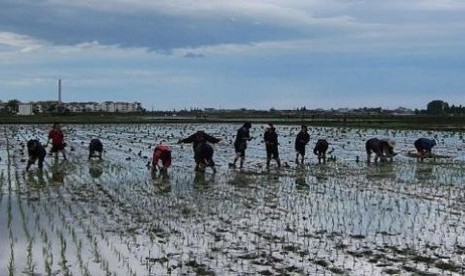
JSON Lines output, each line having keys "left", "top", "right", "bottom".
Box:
{"left": 67, "top": 104, "right": 83, "bottom": 113}
{"left": 100, "top": 101, "right": 116, "bottom": 112}
{"left": 8, "top": 100, "right": 142, "bottom": 113}
{"left": 18, "top": 103, "right": 34, "bottom": 115}
{"left": 84, "top": 102, "right": 99, "bottom": 112}
{"left": 113, "top": 102, "right": 141, "bottom": 112}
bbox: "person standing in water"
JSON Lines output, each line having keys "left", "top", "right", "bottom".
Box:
{"left": 294, "top": 125, "right": 310, "bottom": 165}
{"left": 264, "top": 124, "right": 281, "bottom": 169}
{"left": 47, "top": 122, "right": 67, "bottom": 160}
{"left": 232, "top": 122, "right": 252, "bottom": 168}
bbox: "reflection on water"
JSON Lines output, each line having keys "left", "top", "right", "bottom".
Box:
{"left": 1, "top": 124, "right": 465, "bottom": 275}
{"left": 89, "top": 162, "right": 104, "bottom": 178}
{"left": 25, "top": 170, "right": 46, "bottom": 187}
{"left": 151, "top": 170, "right": 171, "bottom": 193}
{"left": 50, "top": 160, "right": 67, "bottom": 185}
{"left": 414, "top": 163, "right": 434, "bottom": 181}
{"left": 193, "top": 171, "right": 215, "bottom": 189}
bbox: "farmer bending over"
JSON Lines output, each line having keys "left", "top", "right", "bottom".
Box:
{"left": 179, "top": 130, "right": 221, "bottom": 172}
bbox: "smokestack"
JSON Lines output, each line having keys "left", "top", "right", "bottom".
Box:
{"left": 58, "top": 79, "right": 62, "bottom": 104}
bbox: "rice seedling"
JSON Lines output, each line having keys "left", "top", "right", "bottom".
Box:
{"left": 2, "top": 124, "right": 465, "bottom": 274}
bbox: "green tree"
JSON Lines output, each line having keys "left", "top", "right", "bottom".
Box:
{"left": 47, "top": 103, "right": 57, "bottom": 112}
{"left": 5, "top": 99, "right": 20, "bottom": 114}
{"left": 426, "top": 100, "right": 449, "bottom": 115}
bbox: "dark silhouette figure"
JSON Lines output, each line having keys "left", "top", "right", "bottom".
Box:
{"left": 366, "top": 138, "right": 396, "bottom": 163}
{"left": 313, "top": 139, "right": 329, "bottom": 164}
{"left": 179, "top": 130, "right": 221, "bottom": 172}
{"left": 26, "top": 139, "right": 46, "bottom": 171}
{"left": 88, "top": 138, "right": 103, "bottom": 160}
{"left": 295, "top": 125, "right": 310, "bottom": 164}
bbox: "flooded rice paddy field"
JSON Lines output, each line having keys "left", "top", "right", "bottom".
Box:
{"left": 1, "top": 123, "right": 465, "bottom": 275}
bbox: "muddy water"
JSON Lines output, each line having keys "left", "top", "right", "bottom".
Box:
{"left": 1, "top": 124, "right": 465, "bottom": 275}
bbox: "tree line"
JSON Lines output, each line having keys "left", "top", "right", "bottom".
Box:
{"left": 2, "top": 98, "right": 464, "bottom": 116}
{"left": 422, "top": 100, "right": 465, "bottom": 115}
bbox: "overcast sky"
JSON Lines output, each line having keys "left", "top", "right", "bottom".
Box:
{"left": 1, "top": 0, "right": 464, "bottom": 110}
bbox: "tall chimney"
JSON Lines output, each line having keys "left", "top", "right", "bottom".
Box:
{"left": 58, "top": 79, "right": 62, "bottom": 104}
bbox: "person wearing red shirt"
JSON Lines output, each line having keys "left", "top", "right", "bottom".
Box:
{"left": 152, "top": 143, "right": 172, "bottom": 174}
{"left": 47, "top": 122, "right": 67, "bottom": 160}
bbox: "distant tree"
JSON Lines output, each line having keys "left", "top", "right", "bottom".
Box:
{"left": 48, "top": 104, "right": 57, "bottom": 112}
{"left": 56, "top": 105, "right": 66, "bottom": 113}
{"left": 449, "top": 104, "right": 465, "bottom": 114}
{"left": 5, "top": 99, "right": 20, "bottom": 114}
{"left": 426, "top": 100, "right": 449, "bottom": 115}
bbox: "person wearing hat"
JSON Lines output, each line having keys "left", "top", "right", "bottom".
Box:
{"left": 232, "top": 122, "right": 252, "bottom": 168}
{"left": 414, "top": 138, "right": 437, "bottom": 162}
{"left": 295, "top": 125, "right": 310, "bottom": 165}
{"left": 178, "top": 130, "right": 221, "bottom": 172}
{"left": 264, "top": 124, "right": 281, "bottom": 169}
{"left": 365, "top": 138, "right": 396, "bottom": 163}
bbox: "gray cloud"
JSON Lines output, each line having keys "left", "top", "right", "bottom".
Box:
{"left": 0, "top": 0, "right": 310, "bottom": 51}
{"left": 1, "top": 0, "right": 465, "bottom": 110}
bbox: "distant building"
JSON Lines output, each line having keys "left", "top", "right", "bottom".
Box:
{"left": 84, "top": 102, "right": 99, "bottom": 112}
{"left": 1, "top": 100, "right": 143, "bottom": 113}
{"left": 100, "top": 101, "right": 116, "bottom": 112}
{"left": 18, "top": 103, "right": 34, "bottom": 115}
{"left": 393, "top": 107, "right": 414, "bottom": 115}
{"left": 111, "top": 102, "right": 141, "bottom": 112}
{"left": 61, "top": 101, "right": 142, "bottom": 113}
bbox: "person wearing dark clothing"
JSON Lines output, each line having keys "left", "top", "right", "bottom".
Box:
{"left": 264, "top": 124, "right": 281, "bottom": 169}
{"left": 179, "top": 130, "right": 221, "bottom": 172}
{"left": 414, "top": 138, "right": 437, "bottom": 161}
{"left": 26, "top": 139, "right": 47, "bottom": 171}
{"left": 195, "top": 142, "right": 216, "bottom": 172}
{"left": 313, "top": 139, "right": 329, "bottom": 164}
{"left": 365, "top": 138, "right": 396, "bottom": 163}
{"left": 233, "top": 122, "right": 252, "bottom": 168}
{"left": 88, "top": 138, "right": 103, "bottom": 160}
{"left": 295, "top": 125, "right": 310, "bottom": 164}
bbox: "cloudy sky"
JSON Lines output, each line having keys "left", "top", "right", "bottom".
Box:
{"left": 1, "top": 0, "right": 464, "bottom": 110}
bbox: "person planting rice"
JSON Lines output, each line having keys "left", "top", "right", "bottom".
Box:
{"left": 231, "top": 122, "right": 252, "bottom": 168}
{"left": 88, "top": 138, "right": 103, "bottom": 160}
{"left": 295, "top": 125, "right": 310, "bottom": 165}
{"left": 264, "top": 124, "right": 281, "bottom": 169}
{"left": 414, "top": 138, "right": 437, "bottom": 162}
{"left": 365, "top": 138, "right": 396, "bottom": 163}
{"left": 47, "top": 122, "right": 67, "bottom": 160}
{"left": 152, "top": 143, "right": 172, "bottom": 174}
{"left": 313, "top": 139, "right": 329, "bottom": 164}
{"left": 178, "top": 130, "right": 221, "bottom": 172}
{"left": 26, "top": 139, "right": 46, "bottom": 171}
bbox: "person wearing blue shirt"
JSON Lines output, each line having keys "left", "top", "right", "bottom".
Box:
{"left": 414, "top": 138, "right": 437, "bottom": 161}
